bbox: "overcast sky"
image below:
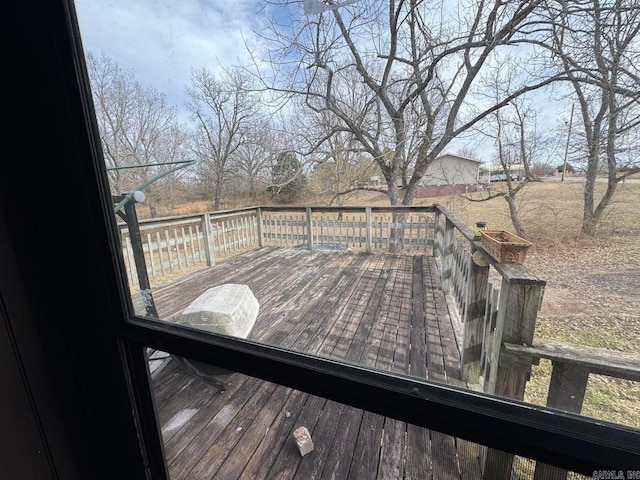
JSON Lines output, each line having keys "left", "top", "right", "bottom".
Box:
{"left": 74, "top": 0, "right": 291, "bottom": 110}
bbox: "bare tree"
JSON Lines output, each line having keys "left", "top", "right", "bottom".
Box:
{"left": 234, "top": 120, "right": 274, "bottom": 199}
{"left": 250, "top": 0, "right": 559, "bottom": 209}
{"left": 146, "top": 124, "right": 193, "bottom": 214}
{"left": 541, "top": 0, "right": 640, "bottom": 235}
{"left": 490, "top": 101, "right": 544, "bottom": 237}
{"left": 303, "top": 108, "right": 381, "bottom": 203}
{"left": 86, "top": 52, "right": 187, "bottom": 215}
{"left": 460, "top": 51, "right": 556, "bottom": 237}
{"left": 186, "top": 67, "right": 259, "bottom": 210}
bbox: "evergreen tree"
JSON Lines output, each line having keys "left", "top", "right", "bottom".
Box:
{"left": 268, "top": 151, "right": 306, "bottom": 202}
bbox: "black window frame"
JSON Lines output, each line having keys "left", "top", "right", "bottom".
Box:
{"left": 5, "top": 1, "right": 637, "bottom": 478}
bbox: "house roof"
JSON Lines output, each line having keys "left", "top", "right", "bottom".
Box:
{"left": 437, "top": 153, "right": 483, "bottom": 164}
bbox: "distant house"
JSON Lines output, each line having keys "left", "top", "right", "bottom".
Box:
{"left": 416, "top": 153, "right": 482, "bottom": 198}
{"left": 478, "top": 164, "right": 526, "bottom": 183}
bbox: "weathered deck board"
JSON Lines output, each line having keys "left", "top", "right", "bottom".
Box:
{"left": 148, "top": 246, "right": 482, "bottom": 479}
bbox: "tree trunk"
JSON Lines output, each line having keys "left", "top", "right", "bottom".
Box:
{"left": 213, "top": 180, "right": 223, "bottom": 210}
{"left": 581, "top": 158, "right": 598, "bottom": 236}
{"left": 387, "top": 181, "right": 402, "bottom": 252}
{"left": 505, "top": 194, "right": 526, "bottom": 237}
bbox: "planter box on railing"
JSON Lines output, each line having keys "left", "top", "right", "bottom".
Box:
{"left": 480, "top": 230, "right": 531, "bottom": 265}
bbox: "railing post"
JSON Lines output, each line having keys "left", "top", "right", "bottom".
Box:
{"left": 440, "top": 219, "right": 455, "bottom": 293}
{"left": 256, "top": 208, "right": 263, "bottom": 247}
{"left": 533, "top": 363, "right": 590, "bottom": 480}
{"left": 306, "top": 207, "right": 313, "bottom": 250}
{"left": 201, "top": 213, "right": 215, "bottom": 267}
{"left": 365, "top": 207, "right": 372, "bottom": 253}
{"left": 546, "top": 361, "right": 590, "bottom": 411}
{"left": 482, "top": 273, "right": 544, "bottom": 480}
{"left": 433, "top": 209, "right": 443, "bottom": 258}
{"left": 461, "top": 246, "right": 489, "bottom": 384}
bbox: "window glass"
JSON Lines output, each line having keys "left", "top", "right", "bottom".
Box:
{"left": 74, "top": 0, "right": 639, "bottom": 464}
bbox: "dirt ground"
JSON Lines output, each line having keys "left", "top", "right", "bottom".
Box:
{"left": 517, "top": 235, "right": 640, "bottom": 430}
{"left": 530, "top": 251, "right": 640, "bottom": 319}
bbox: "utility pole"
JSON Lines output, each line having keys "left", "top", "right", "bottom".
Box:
{"left": 561, "top": 104, "right": 574, "bottom": 182}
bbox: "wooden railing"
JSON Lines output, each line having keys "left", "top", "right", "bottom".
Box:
{"left": 502, "top": 340, "right": 640, "bottom": 480}
{"left": 432, "top": 205, "right": 639, "bottom": 479}
{"left": 433, "top": 205, "right": 546, "bottom": 386}
{"left": 259, "top": 206, "right": 435, "bottom": 252}
{"left": 433, "top": 206, "right": 550, "bottom": 477}
{"left": 118, "top": 205, "right": 438, "bottom": 286}
{"left": 121, "top": 203, "right": 637, "bottom": 479}
{"left": 119, "top": 207, "right": 260, "bottom": 286}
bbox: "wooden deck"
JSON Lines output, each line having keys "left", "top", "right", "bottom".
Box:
{"left": 148, "top": 246, "right": 483, "bottom": 480}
